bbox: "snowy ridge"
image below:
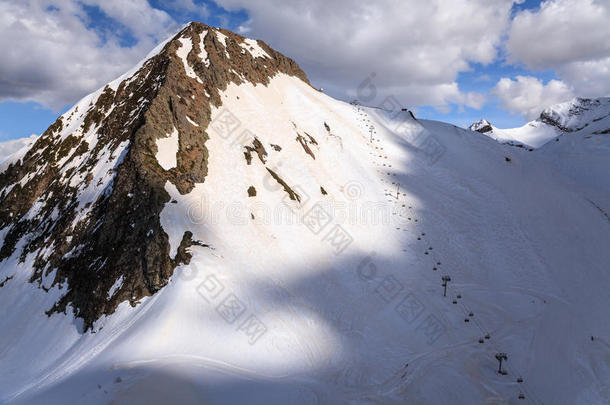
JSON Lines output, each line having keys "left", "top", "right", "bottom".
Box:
{"left": 469, "top": 97, "right": 610, "bottom": 149}
{"left": 540, "top": 97, "right": 610, "bottom": 132}
{"left": 0, "top": 134, "right": 39, "bottom": 171}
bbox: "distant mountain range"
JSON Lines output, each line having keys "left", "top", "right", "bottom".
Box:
{"left": 469, "top": 97, "right": 610, "bottom": 148}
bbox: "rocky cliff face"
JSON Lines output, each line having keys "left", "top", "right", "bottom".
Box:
{"left": 0, "top": 22, "right": 310, "bottom": 330}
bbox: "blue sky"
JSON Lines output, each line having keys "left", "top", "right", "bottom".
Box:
{"left": 425, "top": 59, "right": 560, "bottom": 129}
{"left": 1, "top": 0, "right": 608, "bottom": 142}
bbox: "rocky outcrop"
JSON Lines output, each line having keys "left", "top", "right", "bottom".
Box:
{"left": 244, "top": 137, "right": 268, "bottom": 165}
{"left": 266, "top": 168, "right": 301, "bottom": 202}
{"left": 296, "top": 133, "right": 316, "bottom": 159}
{"left": 469, "top": 119, "right": 493, "bottom": 134}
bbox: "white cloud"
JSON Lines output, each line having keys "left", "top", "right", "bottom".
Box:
{"left": 8, "top": 0, "right": 604, "bottom": 122}
{"left": 236, "top": 23, "right": 251, "bottom": 34}
{"left": 491, "top": 76, "right": 574, "bottom": 120}
{"left": 80, "top": 0, "right": 176, "bottom": 40}
{"left": 213, "top": 0, "right": 519, "bottom": 111}
{"left": 507, "top": 0, "right": 610, "bottom": 69}
{"left": 507, "top": 0, "right": 610, "bottom": 98}
{"left": 556, "top": 57, "right": 610, "bottom": 98}
{"left": 0, "top": 0, "right": 179, "bottom": 110}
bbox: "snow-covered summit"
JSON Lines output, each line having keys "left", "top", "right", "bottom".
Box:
{"left": 468, "top": 119, "right": 493, "bottom": 133}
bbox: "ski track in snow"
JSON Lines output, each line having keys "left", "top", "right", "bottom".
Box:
{"left": 349, "top": 106, "right": 545, "bottom": 404}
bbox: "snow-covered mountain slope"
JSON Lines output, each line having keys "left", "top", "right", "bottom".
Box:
{"left": 539, "top": 97, "right": 610, "bottom": 133}
{"left": 1, "top": 23, "right": 609, "bottom": 405}
{"left": 469, "top": 97, "right": 610, "bottom": 149}
{"left": 0, "top": 135, "right": 38, "bottom": 170}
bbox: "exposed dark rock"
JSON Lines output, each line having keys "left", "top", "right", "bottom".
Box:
{"left": 247, "top": 186, "right": 257, "bottom": 197}
{"left": 296, "top": 133, "right": 316, "bottom": 159}
{"left": 305, "top": 132, "right": 318, "bottom": 145}
{"left": 0, "top": 275, "right": 13, "bottom": 288}
{"left": 244, "top": 150, "right": 253, "bottom": 165}
{"left": 172, "top": 231, "right": 209, "bottom": 267}
{"left": 244, "top": 137, "right": 268, "bottom": 165}
{"left": 265, "top": 168, "right": 300, "bottom": 202}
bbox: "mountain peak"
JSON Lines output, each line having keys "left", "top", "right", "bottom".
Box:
{"left": 468, "top": 119, "right": 493, "bottom": 133}
{"left": 0, "top": 22, "right": 311, "bottom": 329}
{"left": 177, "top": 21, "right": 309, "bottom": 85}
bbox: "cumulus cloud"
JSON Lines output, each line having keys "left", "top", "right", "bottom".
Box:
{"left": 6, "top": 0, "right": 605, "bottom": 122}
{"left": 555, "top": 57, "right": 610, "bottom": 98}
{"left": 80, "top": 0, "right": 176, "bottom": 40}
{"left": 213, "top": 0, "right": 519, "bottom": 111}
{"left": 0, "top": 0, "right": 181, "bottom": 110}
{"left": 491, "top": 76, "right": 574, "bottom": 119}
{"left": 507, "top": 0, "right": 610, "bottom": 69}
{"left": 507, "top": 0, "right": 610, "bottom": 98}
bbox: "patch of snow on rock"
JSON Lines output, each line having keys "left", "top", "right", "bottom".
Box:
{"left": 240, "top": 38, "right": 271, "bottom": 59}
{"left": 107, "top": 275, "right": 124, "bottom": 299}
{"left": 177, "top": 37, "right": 203, "bottom": 83}
{"left": 215, "top": 30, "right": 231, "bottom": 58}
{"left": 155, "top": 127, "right": 179, "bottom": 170}
{"left": 198, "top": 30, "right": 210, "bottom": 67}
{"left": 185, "top": 116, "right": 199, "bottom": 127}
